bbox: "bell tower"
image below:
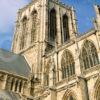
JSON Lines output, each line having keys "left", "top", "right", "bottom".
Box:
{"left": 12, "top": 0, "right": 77, "bottom": 88}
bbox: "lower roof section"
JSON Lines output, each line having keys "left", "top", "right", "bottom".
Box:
{"left": 0, "top": 49, "right": 31, "bottom": 78}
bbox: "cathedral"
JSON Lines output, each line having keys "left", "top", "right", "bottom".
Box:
{"left": 0, "top": 0, "right": 100, "bottom": 100}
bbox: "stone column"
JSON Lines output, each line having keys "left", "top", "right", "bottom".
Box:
{"left": 56, "top": 7, "right": 62, "bottom": 46}
{"left": 50, "top": 88, "right": 57, "bottom": 100}
{"left": 78, "top": 77, "right": 89, "bottom": 100}
{"left": 87, "top": 77, "right": 95, "bottom": 100}
{"left": 49, "top": 58, "right": 56, "bottom": 87}
{"left": 74, "top": 39, "right": 82, "bottom": 76}
{"left": 12, "top": 78, "right": 17, "bottom": 92}
{"left": 71, "top": 7, "right": 77, "bottom": 33}
{"left": 70, "top": 7, "right": 77, "bottom": 40}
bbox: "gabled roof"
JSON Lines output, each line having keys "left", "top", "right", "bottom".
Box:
{"left": 0, "top": 49, "right": 31, "bottom": 78}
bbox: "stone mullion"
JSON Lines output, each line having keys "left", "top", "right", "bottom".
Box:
{"left": 78, "top": 77, "right": 89, "bottom": 100}
{"left": 68, "top": 11, "right": 74, "bottom": 40}
{"left": 74, "top": 41, "right": 82, "bottom": 76}
{"left": 56, "top": 7, "right": 62, "bottom": 46}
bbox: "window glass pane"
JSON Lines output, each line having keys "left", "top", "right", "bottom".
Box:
{"left": 81, "top": 40, "right": 99, "bottom": 70}
{"left": 63, "top": 14, "right": 69, "bottom": 42}
{"left": 49, "top": 9, "right": 56, "bottom": 42}
{"left": 61, "top": 50, "right": 75, "bottom": 79}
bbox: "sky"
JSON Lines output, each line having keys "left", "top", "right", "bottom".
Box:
{"left": 0, "top": 0, "right": 100, "bottom": 51}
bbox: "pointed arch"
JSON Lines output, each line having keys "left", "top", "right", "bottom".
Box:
{"left": 80, "top": 40, "right": 99, "bottom": 70}
{"left": 22, "top": 16, "right": 27, "bottom": 22}
{"left": 31, "top": 10, "right": 38, "bottom": 43}
{"left": 62, "top": 14, "right": 70, "bottom": 42}
{"left": 94, "top": 78, "right": 100, "bottom": 100}
{"left": 61, "top": 50, "right": 75, "bottom": 79}
{"left": 63, "top": 89, "right": 77, "bottom": 100}
{"left": 49, "top": 8, "right": 57, "bottom": 43}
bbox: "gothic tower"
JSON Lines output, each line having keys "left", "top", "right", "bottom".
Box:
{"left": 12, "top": 0, "right": 77, "bottom": 97}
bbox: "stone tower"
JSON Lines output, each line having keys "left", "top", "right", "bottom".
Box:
{"left": 12, "top": 0, "right": 77, "bottom": 75}
{"left": 11, "top": 0, "right": 100, "bottom": 100}
{"left": 12, "top": 0, "right": 77, "bottom": 98}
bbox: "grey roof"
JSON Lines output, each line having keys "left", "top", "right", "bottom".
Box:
{"left": 0, "top": 49, "right": 31, "bottom": 78}
{"left": 0, "top": 90, "right": 21, "bottom": 100}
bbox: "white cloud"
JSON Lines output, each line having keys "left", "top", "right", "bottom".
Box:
{"left": 0, "top": 0, "right": 30, "bottom": 33}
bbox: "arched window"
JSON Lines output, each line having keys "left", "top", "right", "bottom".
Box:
{"left": 31, "top": 10, "right": 37, "bottom": 43}
{"left": 68, "top": 95, "right": 76, "bottom": 100}
{"left": 20, "top": 16, "right": 27, "bottom": 50}
{"left": 49, "top": 8, "right": 56, "bottom": 43}
{"left": 61, "top": 50, "right": 75, "bottom": 79}
{"left": 81, "top": 40, "right": 99, "bottom": 70}
{"left": 96, "top": 85, "right": 100, "bottom": 100}
{"left": 63, "top": 14, "right": 69, "bottom": 42}
{"left": 63, "top": 91, "right": 77, "bottom": 100}
{"left": 95, "top": 80, "right": 100, "bottom": 100}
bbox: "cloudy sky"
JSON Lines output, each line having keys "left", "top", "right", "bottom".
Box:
{"left": 0, "top": 0, "right": 100, "bottom": 51}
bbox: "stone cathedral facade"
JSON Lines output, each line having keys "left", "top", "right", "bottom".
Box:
{"left": 0, "top": 0, "right": 100, "bottom": 100}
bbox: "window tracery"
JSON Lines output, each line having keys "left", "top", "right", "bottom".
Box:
{"left": 80, "top": 40, "right": 99, "bottom": 70}
{"left": 61, "top": 50, "right": 75, "bottom": 79}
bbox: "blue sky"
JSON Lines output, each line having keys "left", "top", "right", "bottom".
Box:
{"left": 0, "top": 0, "right": 100, "bottom": 51}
